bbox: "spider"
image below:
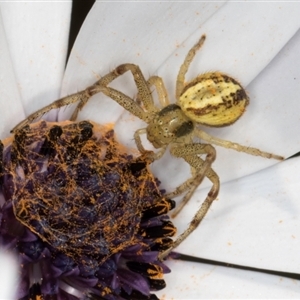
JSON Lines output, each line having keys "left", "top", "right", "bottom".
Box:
{"left": 12, "top": 34, "right": 284, "bottom": 261}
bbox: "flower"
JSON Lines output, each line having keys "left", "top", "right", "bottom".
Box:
{"left": 1, "top": 2, "right": 300, "bottom": 299}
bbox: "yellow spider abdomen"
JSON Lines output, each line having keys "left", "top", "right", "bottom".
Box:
{"left": 178, "top": 72, "right": 249, "bottom": 127}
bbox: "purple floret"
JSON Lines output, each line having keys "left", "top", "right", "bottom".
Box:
{"left": 0, "top": 121, "right": 176, "bottom": 300}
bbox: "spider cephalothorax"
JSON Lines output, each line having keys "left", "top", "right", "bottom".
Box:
{"left": 146, "top": 104, "right": 194, "bottom": 148}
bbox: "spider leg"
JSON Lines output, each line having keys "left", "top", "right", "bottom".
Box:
{"left": 134, "top": 128, "right": 167, "bottom": 159}
{"left": 166, "top": 143, "right": 217, "bottom": 199}
{"left": 88, "top": 84, "right": 150, "bottom": 123}
{"left": 176, "top": 35, "right": 206, "bottom": 100}
{"left": 72, "top": 64, "right": 158, "bottom": 120}
{"left": 170, "top": 165, "right": 219, "bottom": 218}
{"left": 158, "top": 142, "right": 219, "bottom": 260}
{"left": 147, "top": 76, "right": 170, "bottom": 107}
{"left": 133, "top": 128, "right": 147, "bottom": 153}
{"left": 196, "top": 128, "right": 284, "bottom": 160}
{"left": 101, "top": 64, "right": 155, "bottom": 111}
{"left": 12, "top": 90, "right": 93, "bottom": 132}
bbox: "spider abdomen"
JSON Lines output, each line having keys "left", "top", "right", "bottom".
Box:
{"left": 178, "top": 72, "right": 249, "bottom": 127}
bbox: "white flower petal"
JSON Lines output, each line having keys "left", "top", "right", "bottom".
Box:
{"left": 0, "top": 15, "right": 23, "bottom": 139}
{"left": 183, "top": 25, "right": 300, "bottom": 189}
{"left": 61, "top": 2, "right": 223, "bottom": 122}
{"left": 176, "top": 157, "right": 300, "bottom": 273}
{"left": 0, "top": 250, "right": 18, "bottom": 299}
{"left": 0, "top": 2, "right": 71, "bottom": 124}
{"left": 62, "top": 5, "right": 300, "bottom": 296}
{"left": 157, "top": 258, "right": 300, "bottom": 299}
{"left": 63, "top": 2, "right": 300, "bottom": 192}
{"left": 153, "top": 2, "right": 300, "bottom": 187}
{"left": 0, "top": 3, "right": 71, "bottom": 298}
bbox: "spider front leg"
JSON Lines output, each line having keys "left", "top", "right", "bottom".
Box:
{"left": 72, "top": 64, "right": 158, "bottom": 121}
{"left": 167, "top": 143, "right": 217, "bottom": 200}
{"left": 158, "top": 142, "right": 219, "bottom": 259}
{"left": 12, "top": 89, "right": 94, "bottom": 132}
{"left": 176, "top": 34, "right": 206, "bottom": 99}
{"left": 146, "top": 76, "right": 170, "bottom": 107}
{"left": 134, "top": 128, "right": 167, "bottom": 161}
